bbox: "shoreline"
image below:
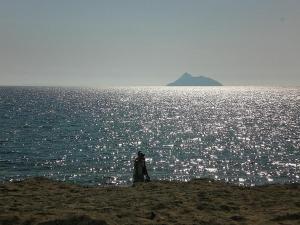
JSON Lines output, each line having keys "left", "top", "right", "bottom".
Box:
{"left": 1, "top": 176, "right": 299, "bottom": 188}
{"left": 0, "top": 177, "right": 299, "bottom": 225}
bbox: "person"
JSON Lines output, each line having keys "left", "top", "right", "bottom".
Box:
{"left": 133, "top": 151, "right": 150, "bottom": 183}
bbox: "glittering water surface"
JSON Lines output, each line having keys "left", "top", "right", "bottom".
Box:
{"left": 0, "top": 86, "right": 299, "bottom": 186}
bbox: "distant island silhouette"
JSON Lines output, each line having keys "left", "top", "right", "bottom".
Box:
{"left": 167, "top": 72, "right": 222, "bottom": 86}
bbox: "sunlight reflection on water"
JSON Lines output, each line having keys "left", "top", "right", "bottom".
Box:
{"left": 0, "top": 86, "right": 299, "bottom": 185}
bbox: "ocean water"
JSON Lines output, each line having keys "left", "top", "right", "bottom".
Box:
{"left": 0, "top": 86, "right": 299, "bottom": 186}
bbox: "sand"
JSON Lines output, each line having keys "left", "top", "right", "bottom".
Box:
{"left": 0, "top": 177, "right": 299, "bottom": 225}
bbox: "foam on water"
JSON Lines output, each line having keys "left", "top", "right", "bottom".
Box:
{"left": 0, "top": 86, "right": 299, "bottom": 185}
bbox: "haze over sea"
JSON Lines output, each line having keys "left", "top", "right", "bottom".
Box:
{"left": 0, "top": 86, "right": 299, "bottom": 186}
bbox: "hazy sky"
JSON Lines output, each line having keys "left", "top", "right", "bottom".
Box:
{"left": 0, "top": 0, "right": 299, "bottom": 86}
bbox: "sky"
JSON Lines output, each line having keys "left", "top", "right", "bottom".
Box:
{"left": 0, "top": 0, "right": 299, "bottom": 86}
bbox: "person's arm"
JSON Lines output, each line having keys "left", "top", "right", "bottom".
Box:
{"left": 143, "top": 161, "right": 149, "bottom": 178}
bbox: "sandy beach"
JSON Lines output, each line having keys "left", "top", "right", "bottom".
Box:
{"left": 0, "top": 177, "right": 299, "bottom": 225}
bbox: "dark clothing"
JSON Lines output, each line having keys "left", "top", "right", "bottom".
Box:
{"left": 133, "top": 157, "right": 149, "bottom": 182}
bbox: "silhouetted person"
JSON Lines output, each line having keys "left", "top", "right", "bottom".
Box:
{"left": 133, "top": 151, "right": 150, "bottom": 183}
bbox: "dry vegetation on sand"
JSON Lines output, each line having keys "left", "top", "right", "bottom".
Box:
{"left": 0, "top": 177, "right": 299, "bottom": 225}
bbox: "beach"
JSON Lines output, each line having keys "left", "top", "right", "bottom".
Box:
{"left": 1, "top": 0, "right": 300, "bottom": 224}
{"left": 0, "top": 177, "right": 299, "bottom": 225}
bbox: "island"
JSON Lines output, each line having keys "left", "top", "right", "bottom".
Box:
{"left": 167, "top": 72, "right": 222, "bottom": 86}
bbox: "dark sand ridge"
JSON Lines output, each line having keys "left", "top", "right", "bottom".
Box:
{"left": 0, "top": 177, "right": 299, "bottom": 225}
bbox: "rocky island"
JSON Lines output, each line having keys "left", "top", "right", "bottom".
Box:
{"left": 167, "top": 72, "right": 222, "bottom": 86}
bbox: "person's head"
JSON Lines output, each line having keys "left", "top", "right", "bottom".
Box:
{"left": 137, "top": 151, "right": 145, "bottom": 159}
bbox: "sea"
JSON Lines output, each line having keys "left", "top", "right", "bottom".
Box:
{"left": 0, "top": 86, "right": 299, "bottom": 186}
